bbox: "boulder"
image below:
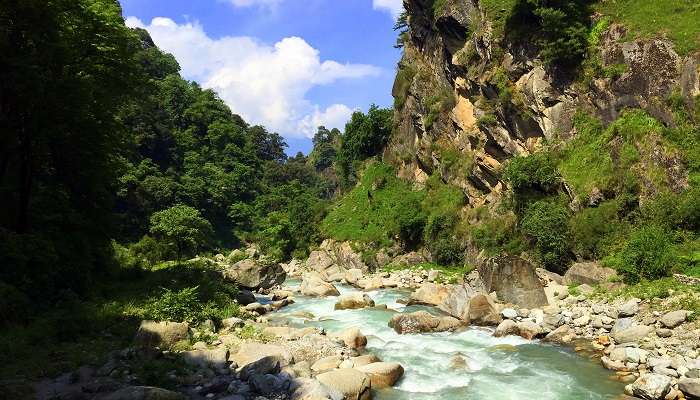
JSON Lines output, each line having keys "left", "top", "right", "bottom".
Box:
{"left": 103, "top": 386, "right": 187, "bottom": 400}
{"left": 356, "top": 362, "right": 404, "bottom": 388}
{"left": 249, "top": 373, "right": 291, "bottom": 395}
{"left": 516, "top": 321, "right": 543, "bottom": 340}
{"left": 301, "top": 272, "right": 340, "bottom": 297}
{"left": 231, "top": 343, "right": 293, "bottom": 368}
{"left": 410, "top": 282, "right": 450, "bottom": 306}
{"left": 437, "top": 284, "right": 477, "bottom": 320}
{"left": 563, "top": 262, "right": 616, "bottom": 285}
{"left": 182, "top": 348, "right": 229, "bottom": 370}
{"left": 543, "top": 325, "right": 576, "bottom": 344}
{"left": 239, "top": 355, "right": 282, "bottom": 380}
{"left": 222, "top": 258, "right": 286, "bottom": 290}
{"left": 466, "top": 294, "right": 502, "bottom": 326}
{"left": 332, "top": 327, "right": 367, "bottom": 349}
{"left": 311, "top": 355, "right": 342, "bottom": 373}
{"left": 388, "top": 311, "right": 463, "bottom": 334}
{"left": 290, "top": 378, "right": 335, "bottom": 400}
{"left": 625, "top": 374, "right": 672, "bottom": 400}
{"left": 133, "top": 321, "right": 189, "bottom": 349}
{"left": 660, "top": 310, "right": 688, "bottom": 329}
{"left": 494, "top": 320, "right": 519, "bottom": 337}
{"left": 345, "top": 268, "right": 364, "bottom": 285}
{"left": 306, "top": 250, "right": 334, "bottom": 272}
{"left": 618, "top": 299, "right": 640, "bottom": 317}
{"left": 679, "top": 378, "right": 700, "bottom": 399}
{"left": 235, "top": 289, "right": 257, "bottom": 305}
{"left": 478, "top": 256, "right": 548, "bottom": 308}
{"left": 614, "top": 325, "right": 654, "bottom": 344}
{"left": 346, "top": 354, "right": 381, "bottom": 368}
{"left": 316, "top": 369, "right": 371, "bottom": 400}
{"left": 335, "top": 293, "right": 375, "bottom": 310}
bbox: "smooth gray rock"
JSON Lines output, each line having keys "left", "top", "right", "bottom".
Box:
{"left": 618, "top": 300, "right": 640, "bottom": 317}
{"left": 660, "top": 310, "right": 688, "bottom": 328}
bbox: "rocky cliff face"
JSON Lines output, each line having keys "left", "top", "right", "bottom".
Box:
{"left": 384, "top": 0, "right": 700, "bottom": 208}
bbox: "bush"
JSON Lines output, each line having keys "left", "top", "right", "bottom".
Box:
{"left": 569, "top": 200, "right": 629, "bottom": 259}
{"left": 144, "top": 286, "right": 203, "bottom": 323}
{"left": 521, "top": 199, "right": 571, "bottom": 272}
{"left": 609, "top": 225, "right": 676, "bottom": 283}
{"left": 424, "top": 214, "right": 463, "bottom": 266}
{"left": 504, "top": 153, "right": 560, "bottom": 210}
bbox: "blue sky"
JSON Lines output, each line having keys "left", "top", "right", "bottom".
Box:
{"left": 121, "top": 0, "right": 403, "bottom": 154}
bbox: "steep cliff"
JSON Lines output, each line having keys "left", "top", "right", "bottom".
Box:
{"left": 385, "top": 0, "right": 700, "bottom": 209}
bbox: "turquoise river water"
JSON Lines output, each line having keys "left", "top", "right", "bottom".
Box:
{"left": 270, "top": 281, "right": 624, "bottom": 400}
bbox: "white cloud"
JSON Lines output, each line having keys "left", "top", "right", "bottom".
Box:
{"left": 372, "top": 0, "right": 404, "bottom": 18}
{"left": 125, "top": 17, "right": 380, "bottom": 138}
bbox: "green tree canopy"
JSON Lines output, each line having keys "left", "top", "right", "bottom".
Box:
{"left": 149, "top": 205, "right": 213, "bottom": 261}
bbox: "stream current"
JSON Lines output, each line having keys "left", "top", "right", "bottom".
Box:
{"left": 270, "top": 280, "right": 624, "bottom": 400}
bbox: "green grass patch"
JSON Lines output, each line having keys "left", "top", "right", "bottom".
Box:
{"left": 594, "top": 0, "right": 700, "bottom": 55}
{"left": 479, "top": 0, "right": 519, "bottom": 40}
{"left": 321, "top": 162, "right": 426, "bottom": 247}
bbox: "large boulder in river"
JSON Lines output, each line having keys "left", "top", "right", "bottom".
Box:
{"left": 388, "top": 311, "right": 463, "bottom": 334}
{"left": 134, "top": 321, "right": 189, "bottom": 349}
{"left": 222, "top": 258, "right": 286, "bottom": 290}
{"left": 410, "top": 282, "right": 450, "bottom": 306}
{"left": 335, "top": 293, "right": 375, "bottom": 310}
{"left": 356, "top": 362, "right": 404, "bottom": 388}
{"left": 564, "top": 261, "right": 617, "bottom": 285}
{"left": 316, "top": 369, "right": 371, "bottom": 400}
{"left": 332, "top": 327, "right": 368, "bottom": 349}
{"left": 466, "top": 294, "right": 502, "bottom": 326}
{"left": 300, "top": 272, "right": 340, "bottom": 297}
{"left": 437, "top": 284, "right": 477, "bottom": 320}
{"left": 478, "top": 256, "right": 548, "bottom": 308}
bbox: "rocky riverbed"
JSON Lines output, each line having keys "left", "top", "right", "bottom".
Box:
{"left": 35, "top": 244, "right": 700, "bottom": 400}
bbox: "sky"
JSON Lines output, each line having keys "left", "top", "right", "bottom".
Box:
{"left": 121, "top": 0, "right": 404, "bottom": 154}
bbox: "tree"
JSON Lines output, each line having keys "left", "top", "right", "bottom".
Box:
{"left": 150, "top": 205, "right": 213, "bottom": 261}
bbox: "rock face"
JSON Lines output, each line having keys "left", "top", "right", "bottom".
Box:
{"left": 388, "top": 311, "right": 463, "bottom": 334}
{"left": 478, "top": 256, "right": 548, "bottom": 308}
{"left": 335, "top": 293, "right": 375, "bottom": 310}
{"left": 316, "top": 369, "right": 371, "bottom": 400}
{"left": 133, "top": 321, "right": 189, "bottom": 349}
{"left": 563, "top": 262, "right": 617, "bottom": 285}
{"left": 300, "top": 272, "right": 340, "bottom": 297}
{"left": 222, "top": 258, "right": 286, "bottom": 290}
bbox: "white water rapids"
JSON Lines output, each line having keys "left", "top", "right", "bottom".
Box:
{"left": 269, "top": 281, "right": 624, "bottom": 400}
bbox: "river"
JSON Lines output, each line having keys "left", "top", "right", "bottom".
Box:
{"left": 269, "top": 280, "right": 625, "bottom": 400}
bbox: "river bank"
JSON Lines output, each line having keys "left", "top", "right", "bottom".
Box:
{"left": 32, "top": 246, "right": 700, "bottom": 400}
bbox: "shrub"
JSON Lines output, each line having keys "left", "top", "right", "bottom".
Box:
{"left": 469, "top": 211, "right": 526, "bottom": 256}
{"left": 424, "top": 214, "right": 463, "bottom": 266}
{"left": 144, "top": 286, "right": 202, "bottom": 323}
{"left": 569, "top": 200, "right": 629, "bottom": 259}
{"left": 521, "top": 199, "right": 571, "bottom": 272}
{"left": 150, "top": 205, "right": 213, "bottom": 261}
{"left": 504, "top": 152, "right": 560, "bottom": 194}
{"left": 609, "top": 225, "right": 676, "bottom": 283}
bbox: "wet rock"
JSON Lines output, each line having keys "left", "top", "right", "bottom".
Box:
{"left": 245, "top": 302, "right": 268, "bottom": 314}
{"left": 516, "top": 321, "right": 543, "bottom": 340}
{"left": 235, "top": 290, "right": 257, "bottom": 306}
{"left": 625, "top": 374, "right": 672, "bottom": 400}
{"left": 356, "top": 362, "right": 404, "bottom": 388}
{"left": 133, "top": 321, "right": 189, "bottom": 349}
{"left": 335, "top": 293, "right": 375, "bottom": 310}
{"left": 388, "top": 311, "right": 463, "bottom": 334}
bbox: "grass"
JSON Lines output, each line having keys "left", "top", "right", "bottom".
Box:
{"left": 0, "top": 260, "right": 244, "bottom": 397}
{"left": 594, "top": 0, "right": 700, "bottom": 55}
{"left": 321, "top": 161, "right": 426, "bottom": 247}
{"left": 479, "top": 0, "right": 519, "bottom": 41}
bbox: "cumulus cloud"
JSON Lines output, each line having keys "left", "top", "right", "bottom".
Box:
{"left": 125, "top": 17, "right": 380, "bottom": 138}
{"left": 372, "top": 0, "right": 404, "bottom": 18}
